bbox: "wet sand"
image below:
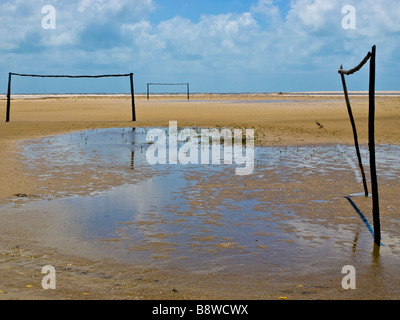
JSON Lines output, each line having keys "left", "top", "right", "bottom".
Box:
{"left": 1, "top": 94, "right": 400, "bottom": 300}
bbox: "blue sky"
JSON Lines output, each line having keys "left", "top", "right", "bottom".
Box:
{"left": 1, "top": 0, "right": 399, "bottom": 94}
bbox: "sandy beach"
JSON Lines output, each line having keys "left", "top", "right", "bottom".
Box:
{"left": 1, "top": 94, "right": 400, "bottom": 300}
{"left": 2, "top": 94, "right": 400, "bottom": 202}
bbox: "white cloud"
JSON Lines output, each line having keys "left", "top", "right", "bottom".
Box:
{"left": 251, "top": 0, "right": 281, "bottom": 24}
{"left": 0, "top": 0, "right": 154, "bottom": 51}
{"left": 288, "top": 0, "right": 336, "bottom": 30}
{"left": 1, "top": 0, "right": 400, "bottom": 92}
{"left": 352, "top": 0, "right": 400, "bottom": 36}
{"left": 40, "top": 31, "right": 76, "bottom": 47}
{"left": 120, "top": 11, "right": 261, "bottom": 73}
{"left": 156, "top": 13, "right": 258, "bottom": 59}
{"left": 77, "top": 0, "right": 154, "bottom": 21}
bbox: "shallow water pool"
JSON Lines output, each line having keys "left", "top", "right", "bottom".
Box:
{"left": 9, "top": 127, "right": 400, "bottom": 296}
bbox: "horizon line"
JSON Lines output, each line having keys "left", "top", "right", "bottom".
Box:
{"left": 1, "top": 90, "right": 400, "bottom": 98}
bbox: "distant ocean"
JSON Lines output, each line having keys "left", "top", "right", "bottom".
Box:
{"left": 1, "top": 91, "right": 400, "bottom": 99}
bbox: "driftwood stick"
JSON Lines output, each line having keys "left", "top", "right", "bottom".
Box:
{"left": 338, "top": 52, "right": 372, "bottom": 75}
{"left": 340, "top": 66, "right": 369, "bottom": 197}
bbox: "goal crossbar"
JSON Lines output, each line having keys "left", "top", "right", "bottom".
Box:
{"left": 6, "top": 72, "right": 136, "bottom": 122}
{"left": 147, "top": 82, "right": 189, "bottom": 100}
{"left": 10, "top": 73, "right": 132, "bottom": 78}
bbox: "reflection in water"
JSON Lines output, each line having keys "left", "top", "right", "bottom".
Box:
{"left": 15, "top": 127, "right": 400, "bottom": 296}
{"left": 372, "top": 243, "right": 381, "bottom": 260}
{"left": 352, "top": 231, "right": 360, "bottom": 252}
{"left": 131, "top": 128, "right": 135, "bottom": 170}
{"left": 367, "top": 244, "right": 383, "bottom": 298}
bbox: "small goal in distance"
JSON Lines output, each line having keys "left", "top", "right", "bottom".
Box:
{"left": 146, "top": 82, "right": 190, "bottom": 100}
{"left": 5, "top": 72, "right": 136, "bottom": 122}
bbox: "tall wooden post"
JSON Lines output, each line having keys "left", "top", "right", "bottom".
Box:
{"left": 369, "top": 45, "right": 380, "bottom": 245}
{"left": 6, "top": 73, "right": 11, "bottom": 122}
{"left": 147, "top": 83, "right": 150, "bottom": 100}
{"left": 340, "top": 66, "right": 369, "bottom": 197}
{"left": 130, "top": 73, "right": 136, "bottom": 121}
{"left": 187, "top": 83, "right": 190, "bottom": 100}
